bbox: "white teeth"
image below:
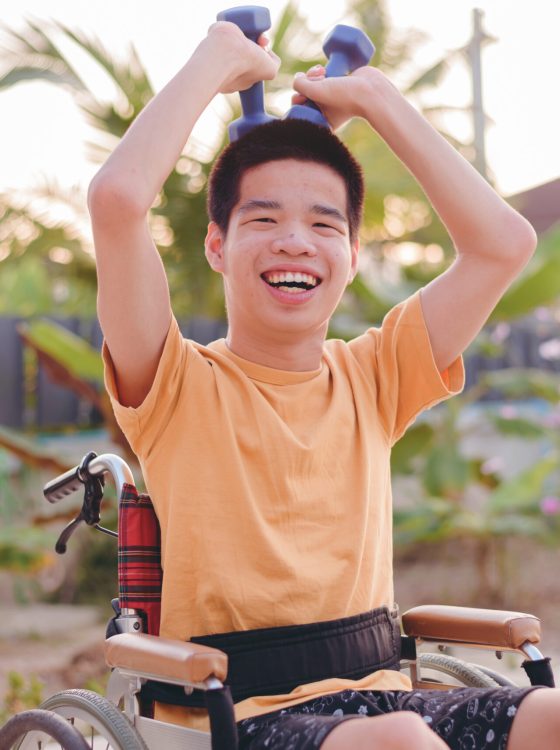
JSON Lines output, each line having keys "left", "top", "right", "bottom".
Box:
{"left": 278, "top": 285, "right": 301, "bottom": 294}
{"left": 264, "top": 271, "right": 319, "bottom": 286}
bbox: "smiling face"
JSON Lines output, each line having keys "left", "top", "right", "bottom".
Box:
{"left": 205, "top": 158, "right": 359, "bottom": 367}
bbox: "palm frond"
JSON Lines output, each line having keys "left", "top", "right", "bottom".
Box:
{"left": 0, "top": 17, "right": 87, "bottom": 91}
{"left": 53, "top": 21, "right": 154, "bottom": 108}
{"left": 404, "top": 58, "right": 449, "bottom": 94}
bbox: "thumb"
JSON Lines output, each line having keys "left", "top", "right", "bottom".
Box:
{"left": 293, "top": 71, "right": 322, "bottom": 97}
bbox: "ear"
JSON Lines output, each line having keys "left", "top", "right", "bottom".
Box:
{"left": 205, "top": 222, "right": 226, "bottom": 273}
{"left": 347, "top": 237, "right": 360, "bottom": 284}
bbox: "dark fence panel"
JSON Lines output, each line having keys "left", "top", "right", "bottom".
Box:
{"left": 37, "top": 317, "right": 81, "bottom": 429}
{"left": 0, "top": 316, "right": 228, "bottom": 430}
{"left": 0, "top": 318, "right": 24, "bottom": 428}
{"left": 1, "top": 314, "right": 558, "bottom": 430}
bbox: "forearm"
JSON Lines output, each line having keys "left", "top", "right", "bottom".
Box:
{"left": 89, "top": 40, "right": 236, "bottom": 215}
{"left": 360, "top": 70, "right": 536, "bottom": 262}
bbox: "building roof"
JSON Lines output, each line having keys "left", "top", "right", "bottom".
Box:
{"left": 508, "top": 178, "right": 560, "bottom": 235}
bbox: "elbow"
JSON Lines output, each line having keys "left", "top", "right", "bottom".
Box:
{"left": 88, "top": 169, "right": 147, "bottom": 224}
{"left": 516, "top": 215, "right": 538, "bottom": 259}
{"left": 503, "top": 208, "right": 538, "bottom": 271}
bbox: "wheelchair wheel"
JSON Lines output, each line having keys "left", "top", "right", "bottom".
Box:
{"left": 417, "top": 653, "right": 502, "bottom": 688}
{"left": 15, "top": 689, "right": 148, "bottom": 750}
{"left": 0, "top": 709, "right": 89, "bottom": 749}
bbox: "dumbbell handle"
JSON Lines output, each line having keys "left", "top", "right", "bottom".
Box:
{"left": 300, "top": 51, "right": 352, "bottom": 118}
{"left": 234, "top": 25, "right": 265, "bottom": 117}
{"left": 216, "top": 7, "right": 271, "bottom": 131}
{"left": 286, "top": 25, "right": 375, "bottom": 127}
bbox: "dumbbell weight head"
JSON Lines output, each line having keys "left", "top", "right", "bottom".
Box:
{"left": 217, "top": 5, "right": 277, "bottom": 140}
{"left": 323, "top": 25, "right": 375, "bottom": 78}
{"left": 285, "top": 24, "right": 375, "bottom": 128}
{"left": 216, "top": 5, "right": 270, "bottom": 42}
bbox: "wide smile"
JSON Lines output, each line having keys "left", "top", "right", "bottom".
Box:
{"left": 259, "top": 269, "right": 323, "bottom": 306}
{"left": 260, "top": 270, "right": 322, "bottom": 294}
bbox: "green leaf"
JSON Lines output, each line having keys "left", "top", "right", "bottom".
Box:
{"left": 0, "top": 425, "right": 70, "bottom": 474}
{"left": 19, "top": 320, "right": 103, "bottom": 385}
{"left": 422, "top": 442, "right": 472, "bottom": 498}
{"left": 479, "top": 369, "right": 560, "bottom": 403}
{"left": 490, "top": 257, "right": 560, "bottom": 321}
{"left": 0, "top": 525, "right": 56, "bottom": 573}
{"left": 391, "top": 422, "right": 434, "bottom": 474}
{"left": 405, "top": 58, "right": 449, "bottom": 94}
{"left": 393, "top": 498, "right": 456, "bottom": 545}
{"left": 487, "top": 454, "right": 558, "bottom": 513}
{"left": 490, "top": 415, "right": 547, "bottom": 439}
{"left": 0, "top": 66, "right": 77, "bottom": 89}
{"left": 484, "top": 515, "right": 546, "bottom": 537}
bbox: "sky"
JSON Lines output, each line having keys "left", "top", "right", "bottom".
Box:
{"left": 1, "top": 0, "right": 558, "bottom": 199}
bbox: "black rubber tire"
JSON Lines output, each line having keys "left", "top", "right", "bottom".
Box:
{"left": 15, "top": 689, "right": 149, "bottom": 750}
{"left": 0, "top": 709, "right": 89, "bottom": 749}
{"left": 417, "top": 652, "right": 503, "bottom": 688}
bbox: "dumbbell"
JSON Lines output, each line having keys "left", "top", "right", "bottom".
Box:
{"left": 285, "top": 24, "right": 375, "bottom": 128}
{"left": 216, "top": 5, "right": 277, "bottom": 141}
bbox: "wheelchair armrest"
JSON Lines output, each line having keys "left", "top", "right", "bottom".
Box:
{"left": 402, "top": 605, "right": 541, "bottom": 651}
{"left": 105, "top": 632, "right": 228, "bottom": 686}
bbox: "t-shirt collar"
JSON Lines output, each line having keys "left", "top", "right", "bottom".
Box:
{"left": 209, "top": 339, "right": 323, "bottom": 385}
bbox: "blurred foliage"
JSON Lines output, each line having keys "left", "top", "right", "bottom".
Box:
{"left": 1, "top": 2, "right": 560, "bottom": 601}
{"left": 392, "top": 366, "right": 560, "bottom": 602}
{"left": 0, "top": 0, "right": 477, "bottom": 320}
{"left": 0, "top": 672, "right": 43, "bottom": 725}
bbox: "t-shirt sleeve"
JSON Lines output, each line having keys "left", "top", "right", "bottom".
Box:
{"left": 349, "top": 290, "right": 465, "bottom": 445}
{"left": 102, "top": 315, "right": 189, "bottom": 458}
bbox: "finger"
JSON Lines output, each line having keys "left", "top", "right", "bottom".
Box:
{"left": 257, "top": 33, "right": 270, "bottom": 48}
{"left": 291, "top": 93, "right": 307, "bottom": 105}
{"left": 306, "top": 64, "right": 326, "bottom": 77}
{"left": 293, "top": 72, "right": 320, "bottom": 94}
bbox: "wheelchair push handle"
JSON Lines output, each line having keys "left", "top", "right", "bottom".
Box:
{"left": 44, "top": 452, "right": 135, "bottom": 503}
{"left": 43, "top": 452, "right": 135, "bottom": 554}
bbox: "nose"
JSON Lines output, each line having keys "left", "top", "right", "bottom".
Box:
{"left": 271, "top": 232, "right": 317, "bottom": 257}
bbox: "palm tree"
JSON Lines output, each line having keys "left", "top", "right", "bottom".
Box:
{"left": 0, "top": 1, "right": 466, "bottom": 323}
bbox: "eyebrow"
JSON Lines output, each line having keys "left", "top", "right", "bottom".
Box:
{"left": 237, "top": 199, "right": 347, "bottom": 224}
{"left": 310, "top": 203, "right": 348, "bottom": 225}
{"left": 237, "top": 199, "right": 281, "bottom": 214}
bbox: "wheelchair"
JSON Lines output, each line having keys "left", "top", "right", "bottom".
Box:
{"left": 0, "top": 452, "right": 554, "bottom": 749}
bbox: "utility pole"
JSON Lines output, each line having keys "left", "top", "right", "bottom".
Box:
{"left": 466, "top": 8, "right": 496, "bottom": 181}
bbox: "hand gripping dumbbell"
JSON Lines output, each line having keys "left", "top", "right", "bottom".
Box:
{"left": 216, "top": 5, "right": 277, "bottom": 141}
{"left": 285, "top": 24, "right": 375, "bottom": 128}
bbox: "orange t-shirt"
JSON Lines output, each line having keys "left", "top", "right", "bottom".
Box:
{"left": 103, "top": 290, "right": 464, "bottom": 729}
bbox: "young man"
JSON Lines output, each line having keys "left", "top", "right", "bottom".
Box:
{"left": 89, "top": 19, "right": 558, "bottom": 750}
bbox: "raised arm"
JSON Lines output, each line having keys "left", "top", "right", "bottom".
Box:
{"left": 293, "top": 66, "right": 537, "bottom": 372}
{"left": 89, "top": 23, "right": 279, "bottom": 407}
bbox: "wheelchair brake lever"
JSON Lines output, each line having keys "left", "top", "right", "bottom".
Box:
{"left": 55, "top": 512, "right": 86, "bottom": 554}
{"left": 55, "top": 452, "right": 108, "bottom": 553}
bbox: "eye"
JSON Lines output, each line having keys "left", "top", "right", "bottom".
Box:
{"left": 313, "top": 222, "right": 339, "bottom": 232}
{"left": 253, "top": 217, "right": 276, "bottom": 223}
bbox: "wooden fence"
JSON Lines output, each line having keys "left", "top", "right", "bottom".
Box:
{"left": 0, "top": 316, "right": 227, "bottom": 430}
{"left": 0, "top": 314, "right": 558, "bottom": 430}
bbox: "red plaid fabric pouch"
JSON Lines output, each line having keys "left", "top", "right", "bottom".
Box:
{"left": 118, "top": 483, "right": 162, "bottom": 636}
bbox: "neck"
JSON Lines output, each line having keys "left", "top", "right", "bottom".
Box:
{"left": 225, "top": 323, "right": 327, "bottom": 371}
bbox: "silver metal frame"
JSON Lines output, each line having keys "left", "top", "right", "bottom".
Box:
{"left": 407, "top": 636, "right": 544, "bottom": 685}
{"left": 41, "top": 453, "right": 547, "bottom": 748}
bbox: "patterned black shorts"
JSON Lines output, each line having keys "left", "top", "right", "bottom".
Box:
{"left": 237, "top": 686, "right": 541, "bottom": 749}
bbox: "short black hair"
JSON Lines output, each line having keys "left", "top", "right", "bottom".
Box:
{"left": 207, "top": 119, "right": 364, "bottom": 243}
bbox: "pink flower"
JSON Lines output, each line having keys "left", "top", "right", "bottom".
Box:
{"left": 499, "top": 405, "right": 518, "bottom": 420}
{"left": 481, "top": 456, "right": 504, "bottom": 475}
{"left": 540, "top": 496, "right": 560, "bottom": 516}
